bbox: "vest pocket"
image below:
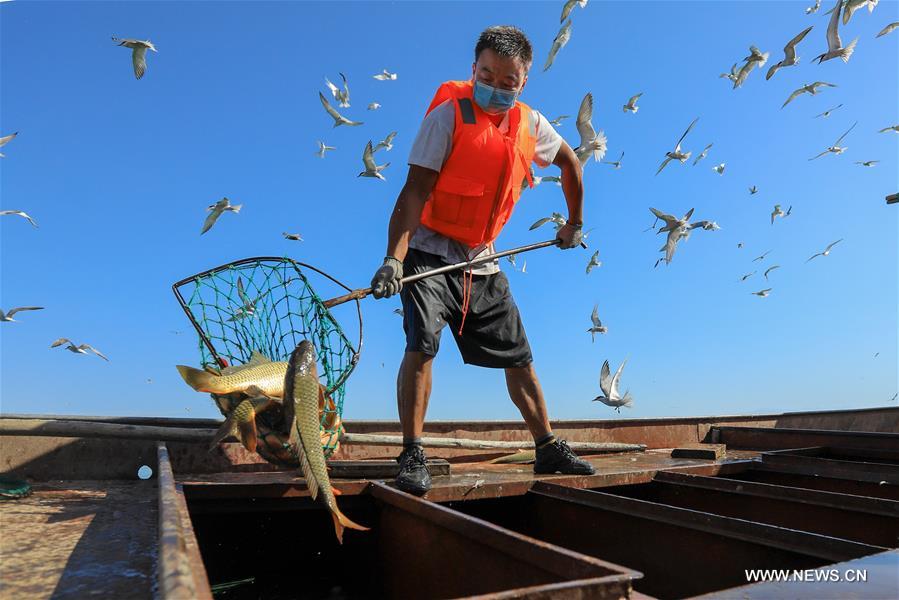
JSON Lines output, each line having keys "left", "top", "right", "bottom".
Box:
{"left": 431, "top": 174, "right": 486, "bottom": 227}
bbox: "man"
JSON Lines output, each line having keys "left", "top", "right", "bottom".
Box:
{"left": 370, "top": 26, "right": 594, "bottom": 495}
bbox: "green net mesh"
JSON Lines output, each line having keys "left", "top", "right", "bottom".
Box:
{"left": 172, "top": 257, "right": 361, "bottom": 458}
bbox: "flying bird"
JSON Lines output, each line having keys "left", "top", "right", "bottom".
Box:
{"left": 806, "top": 0, "right": 822, "bottom": 14}
{"left": 809, "top": 121, "right": 857, "bottom": 160}
{"left": 283, "top": 232, "right": 303, "bottom": 241}
{"left": 228, "top": 277, "right": 259, "bottom": 321}
{"left": 766, "top": 26, "right": 814, "bottom": 80}
{"left": 319, "top": 92, "right": 363, "bottom": 127}
{"left": 0, "top": 132, "right": 18, "bottom": 157}
{"left": 587, "top": 304, "right": 607, "bottom": 341}
{"left": 573, "top": 93, "right": 607, "bottom": 166}
{"left": 560, "top": 0, "right": 588, "bottom": 22}
{"left": 538, "top": 175, "right": 562, "bottom": 186}
{"left": 372, "top": 69, "right": 397, "bottom": 81}
{"left": 743, "top": 45, "right": 770, "bottom": 68}
{"left": 549, "top": 115, "right": 570, "bottom": 126}
{"left": 359, "top": 141, "right": 389, "bottom": 180}
{"left": 592, "top": 359, "right": 632, "bottom": 412}
{"left": 0, "top": 306, "right": 43, "bottom": 322}
{"left": 650, "top": 207, "right": 696, "bottom": 266}
{"left": 316, "top": 140, "right": 336, "bottom": 158}
{"left": 749, "top": 185, "right": 758, "bottom": 195}
{"left": 878, "top": 125, "right": 899, "bottom": 133}
{"left": 0, "top": 210, "right": 38, "bottom": 227}
{"left": 689, "top": 220, "right": 720, "bottom": 231}
{"left": 373, "top": 131, "right": 397, "bottom": 152}
{"left": 814, "top": 104, "right": 843, "bottom": 118}
{"left": 530, "top": 212, "right": 567, "bottom": 231}
{"left": 393, "top": 308, "right": 404, "bottom": 317}
{"left": 838, "top": 0, "right": 879, "bottom": 26}
{"left": 771, "top": 204, "right": 792, "bottom": 223}
{"left": 622, "top": 93, "right": 642, "bottom": 113}
{"left": 720, "top": 63, "right": 739, "bottom": 82}
{"left": 806, "top": 238, "right": 843, "bottom": 262}
{"left": 656, "top": 118, "right": 698, "bottom": 175}
{"left": 544, "top": 19, "right": 572, "bottom": 72}
{"left": 586, "top": 250, "right": 602, "bottom": 274}
{"left": 752, "top": 250, "right": 772, "bottom": 262}
{"left": 814, "top": 0, "right": 858, "bottom": 63}
{"left": 367, "top": 102, "right": 381, "bottom": 111}
{"left": 693, "top": 143, "right": 713, "bottom": 166}
{"left": 324, "top": 73, "right": 350, "bottom": 107}
{"left": 732, "top": 60, "right": 760, "bottom": 89}
{"left": 111, "top": 36, "right": 157, "bottom": 80}
{"left": 764, "top": 265, "right": 781, "bottom": 280}
{"left": 51, "top": 338, "right": 109, "bottom": 361}
{"left": 876, "top": 22, "right": 899, "bottom": 37}
{"left": 712, "top": 163, "right": 726, "bottom": 175}
{"left": 751, "top": 288, "right": 773, "bottom": 298}
{"left": 602, "top": 151, "right": 624, "bottom": 169}
{"left": 855, "top": 160, "right": 879, "bottom": 167}
{"left": 740, "top": 271, "right": 756, "bottom": 281}
{"left": 782, "top": 81, "right": 837, "bottom": 108}
{"left": 201, "top": 198, "right": 241, "bottom": 235}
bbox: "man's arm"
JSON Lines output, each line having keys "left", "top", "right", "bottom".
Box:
{"left": 552, "top": 141, "right": 584, "bottom": 226}
{"left": 385, "top": 165, "right": 440, "bottom": 262}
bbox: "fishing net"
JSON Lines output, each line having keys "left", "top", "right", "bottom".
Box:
{"left": 172, "top": 257, "right": 363, "bottom": 460}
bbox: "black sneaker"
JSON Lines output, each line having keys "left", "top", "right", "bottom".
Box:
{"left": 395, "top": 445, "right": 432, "bottom": 495}
{"left": 534, "top": 439, "right": 596, "bottom": 475}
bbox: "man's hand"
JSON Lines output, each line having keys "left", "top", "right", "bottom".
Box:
{"left": 371, "top": 256, "right": 404, "bottom": 299}
{"left": 556, "top": 222, "right": 584, "bottom": 250}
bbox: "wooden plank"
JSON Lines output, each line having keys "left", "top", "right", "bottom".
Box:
{"left": 156, "top": 443, "right": 213, "bottom": 600}
{"left": 671, "top": 444, "right": 725, "bottom": 460}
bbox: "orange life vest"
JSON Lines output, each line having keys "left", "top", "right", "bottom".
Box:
{"left": 419, "top": 80, "right": 538, "bottom": 248}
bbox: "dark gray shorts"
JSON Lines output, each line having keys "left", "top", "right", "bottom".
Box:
{"left": 400, "top": 248, "right": 533, "bottom": 368}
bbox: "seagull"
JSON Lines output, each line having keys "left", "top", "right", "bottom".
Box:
{"left": 782, "top": 81, "right": 837, "bottom": 109}
{"left": 359, "top": 141, "right": 389, "bottom": 180}
{"left": 876, "top": 22, "right": 899, "bottom": 37}
{"left": 855, "top": 160, "right": 879, "bottom": 167}
{"left": 752, "top": 250, "right": 772, "bottom": 262}
{"left": 587, "top": 304, "right": 607, "bottom": 341}
{"left": 764, "top": 265, "right": 781, "bottom": 280}
{"left": 0, "top": 210, "right": 38, "bottom": 227}
{"left": 720, "top": 63, "right": 739, "bottom": 82}
{"left": 732, "top": 60, "right": 759, "bottom": 89}
{"left": 650, "top": 207, "right": 695, "bottom": 234}
{"left": 806, "top": 0, "right": 822, "bottom": 14}
{"left": 372, "top": 69, "right": 397, "bottom": 81}
{"left": 749, "top": 185, "right": 758, "bottom": 195}
{"left": 771, "top": 204, "right": 786, "bottom": 224}
{"left": 712, "top": 163, "right": 726, "bottom": 175}
{"left": 201, "top": 198, "right": 241, "bottom": 234}
{"left": 766, "top": 26, "right": 814, "bottom": 80}
{"left": 316, "top": 140, "right": 336, "bottom": 158}
{"left": 743, "top": 45, "right": 770, "bottom": 68}
{"left": 693, "top": 143, "right": 713, "bottom": 166}
{"left": 560, "top": 0, "right": 588, "bottom": 22}
{"left": 622, "top": 93, "right": 642, "bottom": 113}
{"left": 650, "top": 207, "right": 695, "bottom": 266}
{"left": 586, "top": 250, "right": 602, "bottom": 274}
{"left": 51, "top": 338, "right": 109, "bottom": 361}
{"left": 740, "top": 271, "right": 756, "bottom": 281}
{"left": 814, "top": 104, "right": 843, "bottom": 118}
{"left": 809, "top": 121, "right": 857, "bottom": 160}
{"left": 878, "top": 125, "right": 899, "bottom": 133}
{"left": 574, "top": 93, "right": 607, "bottom": 166}
{"left": 806, "top": 238, "right": 843, "bottom": 262}
{"left": 544, "top": 19, "right": 572, "bottom": 72}
{"left": 737, "top": 242, "right": 744, "bottom": 248}
{"left": 373, "top": 131, "right": 397, "bottom": 152}
{"left": 367, "top": 102, "right": 381, "bottom": 111}
{"left": 111, "top": 36, "right": 157, "bottom": 80}
{"left": 814, "top": 0, "right": 858, "bottom": 63}
{"left": 324, "top": 73, "right": 350, "bottom": 107}
{"left": 318, "top": 92, "right": 363, "bottom": 128}
{"left": 530, "top": 212, "right": 566, "bottom": 231}
{"left": 282, "top": 232, "right": 303, "bottom": 241}
{"left": 549, "top": 115, "right": 570, "bottom": 126}
{"left": 393, "top": 308, "right": 404, "bottom": 317}
{"left": 602, "top": 151, "right": 624, "bottom": 169}
{"left": 689, "top": 220, "right": 720, "bottom": 231}
{"left": 506, "top": 254, "right": 517, "bottom": 270}
{"left": 540, "top": 175, "right": 562, "bottom": 186}
{"left": 656, "top": 118, "right": 698, "bottom": 175}
{"left": 0, "top": 132, "right": 18, "bottom": 157}
{"left": 592, "top": 359, "right": 633, "bottom": 412}
{"left": 840, "top": 0, "right": 879, "bottom": 26}
{"left": 0, "top": 306, "right": 43, "bottom": 322}
{"left": 751, "top": 288, "right": 773, "bottom": 298}
{"left": 228, "top": 277, "right": 258, "bottom": 321}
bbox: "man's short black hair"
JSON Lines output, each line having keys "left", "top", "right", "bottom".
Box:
{"left": 475, "top": 26, "right": 533, "bottom": 67}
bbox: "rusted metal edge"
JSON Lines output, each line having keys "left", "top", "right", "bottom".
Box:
{"left": 530, "top": 481, "right": 887, "bottom": 563}
{"left": 653, "top": 471, "right": 899, "bottom": 517}
{"left": 1, "top": 418, "right": 213, "bottom": 443}
{"left": 462, "top": 575, "right": 636, "bottom": 600}
{"left": 157, "top": 443, "right": 213, "bottom": 600}
{"left": 367, "top": 481, "right": 643, "bottom": 583}
{"left": 759, "top": 453, "right": 899, "bottom": 484}
{"left": 712, "top": 426, "right": 899, "bottom": 451}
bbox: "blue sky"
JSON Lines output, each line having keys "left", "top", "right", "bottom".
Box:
{"left": 1, "top": 1, "right": 896, "bottom": 422}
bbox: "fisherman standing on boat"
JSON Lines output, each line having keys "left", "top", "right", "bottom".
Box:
{"left": 370, "top": 26, "right": 594, "bottom": 495}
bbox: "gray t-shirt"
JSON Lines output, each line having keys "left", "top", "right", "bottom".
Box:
{"left": 408, "top": 99, "right": 565, "bottom": 275}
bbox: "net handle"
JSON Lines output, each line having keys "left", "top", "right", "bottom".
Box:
{"left": 322, "top": 239, "right": 563, "bottom": 309}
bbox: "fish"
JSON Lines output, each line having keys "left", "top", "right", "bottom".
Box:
{"left": 176, "top": 351, "right": 288, "bottom": 398}
{"left": 208, "top": 390, "right": 278, "bottom": 452}
{"left": 489, "top": 449, "right": 536, "bottom": 464}
{"left": 284, "top": 340, "right": 368, "bottom": 543}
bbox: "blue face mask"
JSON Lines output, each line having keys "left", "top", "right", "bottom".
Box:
{"left": 472, "top": 80, "right": 519, "bottom": 114}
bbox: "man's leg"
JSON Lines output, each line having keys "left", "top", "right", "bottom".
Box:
{"left": 395, "top": 351, "right": 434, "bottom": 495}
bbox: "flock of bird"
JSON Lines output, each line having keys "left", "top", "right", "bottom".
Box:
{"left": 1, "top": 1, "right": 895, "bottom": 410}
